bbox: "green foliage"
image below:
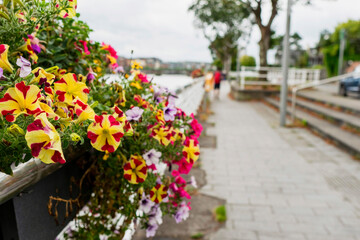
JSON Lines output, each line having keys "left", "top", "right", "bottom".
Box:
{"left": 321, "top": 19, "right": 360, "bottom": 76}
{"left": 240, "top": 55, "right": 256, "bottom": 67}
{"left": 214, "top": 205, "right": 227, "bottom": 222}
{"left": 189, "top": 0, "right": 250, "bottom": 72}
{"left": 191, "top": 232, "right": 205, "bottom": 239}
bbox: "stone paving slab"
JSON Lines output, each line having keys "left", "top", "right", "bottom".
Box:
{"left": 201, "top": 81, "right": 360, "bottom": 240}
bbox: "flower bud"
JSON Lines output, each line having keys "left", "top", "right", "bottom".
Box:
{"left": 70, "top": 133, "right": 81, "bottom": 142}
{"left": 7, "top": 124, "right": 25, "bottom": 136}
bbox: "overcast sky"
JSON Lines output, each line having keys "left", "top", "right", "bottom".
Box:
{"left": 77, "top": 0, "right": 359, "bottom": 64}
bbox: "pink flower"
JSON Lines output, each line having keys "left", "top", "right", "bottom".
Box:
{"left": 174, "top": 157, "right": 193, "bottom": 174}
{"left": 137, "top": 73, "right": 149, "bottom": 83}
{"left": 190, "top": 113, "right": 203, "bottom": 138}
{"left": 79, "top": 40, "right": 90, "bottom": 55}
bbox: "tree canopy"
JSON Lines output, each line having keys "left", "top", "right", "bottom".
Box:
{"left": 321, "top": 19, "right": 360, "bottom": 76}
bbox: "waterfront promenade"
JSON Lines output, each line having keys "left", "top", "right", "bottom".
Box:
{"left": 201, "top": 81, "right": 360, "bottom": 240}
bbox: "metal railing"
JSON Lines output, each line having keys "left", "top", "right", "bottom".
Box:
{"left": 291, "top": 72, "right": 358, "bottom": 123}
{"left": 230, "top": 66, "right": 321, "bottom": 90}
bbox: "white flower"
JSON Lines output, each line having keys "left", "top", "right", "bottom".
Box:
{"left": 143, "top": 149, "right": 162, "bottom": 166}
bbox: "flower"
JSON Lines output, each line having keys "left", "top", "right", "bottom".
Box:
{"left": 60, "top": 0, "right": 77, "bottom": 18}
{"left": 139, "top": 193, "right": 155, "bottom": 214}
{"left": 54, "top": 73, "right": 89, "bottom": 105}
{"left": 0, "top": 67, "right": 3, "bottom": 78}
{"left": 150, "top": 184, "right": 168, "bottom": 204}
{"left": 146, "top": 224, "right": 158, "bottom": 238}
{"left": 31, "top": 67, "right": 55, "bottom": 86}
{"left": 163, "top": 105, "right": 177, "bottom": 122}
{"left": 130, "top": 81, "right": 142, "bottom": 90}
{"left": 73, "top": 98, "right": 95, "bottom": 123}
{"left": 190, "top": 176, "right": 197, "bottom": 188}
{"left": 0, "top": 81, "right": 42, "bottom": 122}
{"left": 0, "top": 44, "right": 13, "bottom": 73}
{"left": 143, "top": 149, "right": 161, "bottom": 166}
{"left": 137, "top": 73, "right": 149, "bottom": 83}
{"left": 151, "top": 126, "right": 173, "bottom": 146}
{"left": 86, "top": 68, "right": 96, "bottom": 82}
{"left": 182, "top": 137, "right": 200, "bottom": 164}
{"left": 16, "top": 56, "right": 32, "bottom": 78}
{"left": 149, "top": 205, "right": 163, "bottom": 225}
{"left": 87, "top": 115, "right": 124, "bottom": 153}
{"left": 155, "top": 109, "right": 165, "bottom": 125}
{"left": 174, "top": 157, "right": 193, "bottom": 174}
{"left": 126, "top": 107, "right": 143, "bottom": 121}
{"left": 190, "top": 113, "right": 203, "bottom": 137}
{"left": 131, "top": 60, "right": 143, "bottom": 70}
{"left": 15, "top": 11, "right": 26, "bottom": 23}
{"left": 18, "top": 38, "right": 38, "bottom": 63}
{"left": 78, "top": 40, "right": 90, "bottom": 55}
{"left": 174, "top": 201, "right": 191, "bottom": 223}
{"left": 101, "top": 43, "right": 118, "bottom": 59}
{"left": 123, "top": 154, "right": 148, "bottom": 184}
{"left": 25, "top": 113, "right": 66, "bottom": 164}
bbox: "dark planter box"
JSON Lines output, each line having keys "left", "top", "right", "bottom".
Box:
{"left": 0, "top": 151, "right": 91, "bottom": 240}
{"left": 230, "top": 81, "right": 280, "bottom": 101}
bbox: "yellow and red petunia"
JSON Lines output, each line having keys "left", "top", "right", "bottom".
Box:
{"left": 182, "top": 137, "right": 200, "bottom": 164}
{"left": 0, "top": 81, "right": 42, "bottom": 122}
{"left": 54, "top": 73, "right": 89, "bottom": 105}
{"left": 123, "top": 154, "right": 148, "bottom": 184}
{"left": 134, "top": 95, "right": 149, "bottom": 109}
{"left": 73, "top": 98, "right": 95, "bottom": 123}
{"left": 0, "top": 44, "right": 13, "bottom": 73}
{"left": 87, "top": 115, "right": 124, "bottom": 152}
{"left": 31, "top": 67, "right": 55, "bottom": 86}
{"left": 25, "top": 113, "right": 66, "bottom": 164}
{"left": 151, "top": 125, "right": 173, "bottom": 146}
{"left": 150, "top": 184, "right": 168, "bottom": 204}
{"left": 155, "top": 109, "right": 165, "bottom": 125}
{"left": 59, "top": 0, "right": 77, "bottom": 18}
{"left": 113, "top": 106, "right": 134, "bottom": 136}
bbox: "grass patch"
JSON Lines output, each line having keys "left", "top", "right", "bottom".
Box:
{"left": 214, "top": 205, "right": 227, "bottom": 222}
{"left": 191, "top": 232, "right": 204, "bottom": 239}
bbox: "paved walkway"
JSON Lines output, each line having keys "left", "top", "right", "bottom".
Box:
{"left": 201, "top": 81, "right": 360, "bottom": 240}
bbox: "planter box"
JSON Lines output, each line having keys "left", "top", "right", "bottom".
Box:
{"left": 0, "top": 150, "right": 91, "bottom": 240}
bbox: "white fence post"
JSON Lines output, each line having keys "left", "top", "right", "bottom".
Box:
{"left": 240, "top": 66, "right": 245, "bottom": 90}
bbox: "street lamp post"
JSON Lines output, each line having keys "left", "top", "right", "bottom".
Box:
{"left": 280, "top": 0, "right": 292, "bottom": 127}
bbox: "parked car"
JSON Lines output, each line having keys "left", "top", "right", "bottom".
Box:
{"left": 339, "top": 66, "right": 360, "bottom": 97}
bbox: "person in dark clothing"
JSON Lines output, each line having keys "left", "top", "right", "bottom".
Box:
{"left": 213, "top": 67, "right": 222, "bottom": 99}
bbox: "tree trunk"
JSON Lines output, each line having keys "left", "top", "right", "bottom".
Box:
{"left": 223, "top": 55, "right": 232, "bottom": 78}
{"left": 259, "top": 26, "right": 272, "bottom": 67}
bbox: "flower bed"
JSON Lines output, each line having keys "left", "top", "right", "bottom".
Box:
{"left": 0, "top": 1, "right": 203, "bottom": 238}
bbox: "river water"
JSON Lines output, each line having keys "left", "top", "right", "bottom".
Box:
{"left": 106, "top": 74, "right": 194, "bottom": 91}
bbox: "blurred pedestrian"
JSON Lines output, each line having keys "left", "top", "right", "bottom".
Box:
{"left": 213, "top": 67, "right": 222, "bottom": 99}
{"left": 202, "top": 71, "right": 214, "bottom": 113}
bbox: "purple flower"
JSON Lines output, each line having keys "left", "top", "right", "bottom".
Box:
{"left": 114, "top": 66, "right": 124, "bottom": 74}
{"left": 146, "top": 223, "right": 158, "bottom": 238}
{"left": 31, "top": 44, "right": 41, "bottom": 54}
{"left": 143, "top": 149, "right": 162, "bottom": 166}
{"left": 174, "top": 201, "right": 190, "bottom": 223}
{"left": 139, "top": 193, "right": 155, "bottom": 214}
{"left": 149, "top": 205, "right": 163, "bottom": 225}
{"left": 0, "top": 67, "right": 3, "bottom": 79}
{"left": 168, "top": 94, "right": 177, "bottom": 106}
{"left": 16, "top": 56, "right": 31, "bottom": 78}
{"left": 163, "top": 105, "right": 177, "bottom": 122}
{"left": 86, "top": 72, "right": 96, "bottom": 82}
{"left": 126, "top": 107, "right": 144, "bottom": 121}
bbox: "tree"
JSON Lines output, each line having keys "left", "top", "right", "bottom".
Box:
{"left": 321, "top": 20, "right": 360, "bottom": 76}
{"left": 189, "top": 0, "right": 251, "bottom": 75}
{"left": 237, "top": 0, "right": 280, "bottom": 67}
{"left": 240, "top": 55, "right": 256, "bottom": 66}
